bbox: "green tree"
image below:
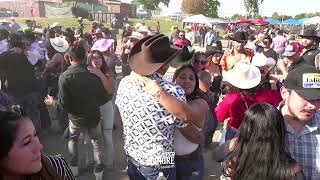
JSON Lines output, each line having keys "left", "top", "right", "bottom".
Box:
{"left": 244, "top": 0, "right": 264, "bottom": 18}
{"left": 294, "top": 13, "right": 308, "bottom": 20}
{"left": 133, "top": 0, "right": 170, "bottom": 10}
{"left": 181, "top": 0, "right": 220, "bottom": 18}
{"left": 181, "top": 0, "right": 207, "bottom": 15}
{"left": 231, "top": 13, "right": 245, "bottom": 20}
{"left": 282, "top": 15, "right": 293, "bottom": 21}
{"left": 204, "top": 0, "right": 220, "bottom": 18}
{"left": 271, "top": 12, "right": 281, "bottom": 20}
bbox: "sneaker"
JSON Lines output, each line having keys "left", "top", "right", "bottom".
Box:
{"left": 70, "top": 166, "right": 79, "bottom": 177}
{"left": 94, "top": 164, "right": 104, "bottom": 180}
{"left": 94, "top": 171, "right": 103, "bottom": 180}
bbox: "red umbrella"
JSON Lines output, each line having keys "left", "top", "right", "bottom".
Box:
{"left": 234, "top": 18, "right": 252, "bottom": 23}
{"left": 251, "top": 19, "right": 269, "bottom": 25}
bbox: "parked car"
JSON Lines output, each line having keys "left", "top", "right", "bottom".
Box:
{"left": 169, "top": 12, "right": 186, "bottom": 20}
{"left": 0, "top": 8, "right": 19, "bottom": 17}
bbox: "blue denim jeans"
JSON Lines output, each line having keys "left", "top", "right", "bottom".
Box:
{"left": 127, "top": 159, "right": 176, "bottom": 180}
{"left": 220, "top": 128, "right": 237, "bottom": 145}
{"left": 175, "top": 149, "right": 204, "bottom": 180}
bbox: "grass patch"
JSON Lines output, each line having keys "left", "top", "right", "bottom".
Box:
{"left": 15, "top": 17, "right": 184, "bottom": 36}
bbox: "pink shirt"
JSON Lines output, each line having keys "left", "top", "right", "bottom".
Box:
{"left": 272, "top": 35, "right": 288, "bottom": 54}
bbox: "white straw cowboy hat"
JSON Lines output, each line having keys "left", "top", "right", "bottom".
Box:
{"left": 138, "top": 25, "right": 151, "bottom": 34}
{"left": 225, "top": 63, "right": 261, "bottom": 89}
{"left": 135, "top": 23, "right": 142, "bottom": 29}
{"left": 251, "top": 53, "right": 276, "bottom": 67}
{"left": 49, "top": 36, "right": 69, "bottom": 53}
{"left": 33, "top": 28, "right": 44, "bottom": 34}
{"left": 50, "top": 22, "right": 63, "bottom": 28}
{"left": 129, "top": 31, "right": 143, "bottom": 40}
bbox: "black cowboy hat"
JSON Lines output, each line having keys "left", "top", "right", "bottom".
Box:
{"left": 205, "top": 46, "right": 224, "bottom": 58}
{"left": 299, "top": 29, "right": 320, "bottom": 41}
{"left": 129, "top": 34, "right": 187, "bottom": 76}
{"left": 230, "top": 31, "right": 248, "bottom": 43}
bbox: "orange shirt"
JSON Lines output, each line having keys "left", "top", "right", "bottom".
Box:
{"left": 220, "top": 49, "right": 253, "bottom": 76}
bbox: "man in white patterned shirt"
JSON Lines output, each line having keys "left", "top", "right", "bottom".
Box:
{"left": 116, "top": 34, "right": 204, "bottom": 180}
{"left": 279, "top": 64, "right": 320, "bottom": 180}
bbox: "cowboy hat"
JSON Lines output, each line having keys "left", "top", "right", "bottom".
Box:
{"left": 230, "top": 31, "right": 248, "bottom": 42}
{"left": 128, "top": 31, "right": 143, "bottom": 40}
{"left": 128, "top": 34, "right": 183, "bottom": 76}
{"left": 299, "top": 29, "right": 320, "bottom": 41}
{"left": 251, "top": 53, "right": 276, "bottom": 67}
{"left": 171, "top": 26, "right": 178, "bottom": 31}
{"left": 125, "top": 23, "right": 131, "bottom": 27}
{"left": 205, "top": 46, "right": 224, "bottom": 57}
{"left": 185, "top": 26, "right": 192, "bottom": 30}
{"left": 49, "top": 36, "right": 69, "bottom": 53}
{"left": 135, "top": 23, "right": 143, "bottom": 30}
{"left": 91, "top": 38, "right": 114, "bottom": 52}
{"left": 50, "top": 22, "right": 63, "bottom": 28}
{"left": 138, "top": 25, "right": 151, "bottom": 34}
{"left": 0, "top": 19, "right": 10, "bottom": 24}
{"left": 225, "top": 63, "right": 261, "bottom": 89}
{"left": 33, "top": 28, "right": 44, "bottom": 34}
{"left": 77, "top": 17, "right": 82, "bottom": 20}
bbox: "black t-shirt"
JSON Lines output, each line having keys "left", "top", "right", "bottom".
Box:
{"left": 301, "top": 48, "right": 320, "bottom": 67}
{"left": 0, "top": 51, "right": 36, "bottom": 97}
{"left": 256, "top": 46, "right": 278, "bottom": 61}
{"left": 263, "top": 48, "right": 278, "bottom": 61}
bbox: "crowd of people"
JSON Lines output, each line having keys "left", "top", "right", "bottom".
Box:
{"left": 0, "top": 16, "right": 319, "bottom": 180}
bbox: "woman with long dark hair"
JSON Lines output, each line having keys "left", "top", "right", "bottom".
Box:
{"left": 213, "top": 103, "right": 305, "bottom": 180}
{"left": 87, "top": 50, "right": 115, "bottom": 169}
{"left": 172, "top": 64, "right": 208, "bottom": 180}
{"left": 0, "top": 107, "right": 75, "bottom": 180}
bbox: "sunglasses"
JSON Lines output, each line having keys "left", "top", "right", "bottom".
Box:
{"left": 194, "top": 59, "right": 208, "bottom": 65}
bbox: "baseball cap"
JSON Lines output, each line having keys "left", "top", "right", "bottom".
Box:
{"left": 282, "top": 44, "right": 297, "bottom": 57}
{"left": 283, "top": 64, "right": 320, "bottom": 100}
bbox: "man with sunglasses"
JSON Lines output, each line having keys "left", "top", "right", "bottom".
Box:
{"left": 299, "top": 29, "right": 320, "bottom": 68}
{"left": 221, "top": 31, "right": 252, "bottom": 76}
{"left": 177, "top": 31, "right": 191, "bottom": 46}
{"left": 277, "top": 43, "right": 303, "bottom": 78}
{"left": 259, "top": 35, "right": 278, "bottom": 62}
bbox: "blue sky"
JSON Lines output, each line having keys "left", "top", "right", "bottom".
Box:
{"left": 121, "top": 0, "right": 320, "bottom": 17}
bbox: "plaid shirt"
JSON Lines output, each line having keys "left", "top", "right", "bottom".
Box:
{"left": 285, "top": 111, "right": 320, "bottom": 180}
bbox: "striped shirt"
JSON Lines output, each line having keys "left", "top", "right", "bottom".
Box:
{"left": 46, "top": 155, "right": 75, "bottom": 180}
{"left": 285, "top": 111, "right": 320, "bottom": 180}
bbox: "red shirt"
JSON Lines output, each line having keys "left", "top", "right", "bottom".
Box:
{"left": 215, "top": 89, "right": 282, "bottom": 129}
{"left": 255, "top": 89, "right": 282, "bottom": 107}
{"left": 215, "top": 93, "right": 256, "bottom": 129}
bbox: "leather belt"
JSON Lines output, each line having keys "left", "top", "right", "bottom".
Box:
{"left": 175, "top": 146, "right": 201, "bottom": 161}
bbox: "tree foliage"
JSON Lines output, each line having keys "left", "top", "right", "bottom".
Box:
{"left": 243, "top": 0, "right": 263, "bottom": 18}
{"left": 294, "top": 12, "right": 320, "bottom": 20}
{"left": 204, "top": 0, "right": 220, "bottom": 18}
{"left": 181, "top": 0, "right": 220, "bottom": 18}
{"left": 133, "top": 0, "right": 170, "bottom": 10}
{"left": 231, "top": 13, "right": 246, "bottom": 20}
{"left": 271, "top": 12, "right": 281, "bottom": 20}
{"left": 181, "top": 0, "right": 207, "bottom": 15}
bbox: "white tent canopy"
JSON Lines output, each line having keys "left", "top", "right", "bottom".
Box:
{"left": 210, "top": 18, "right": 231, "bottom": 24}
{"left": 183, "top": 14, "right": 212, "bottom": 27}
{"left": 304, "top": 16, "right": 320, "bottom": 25}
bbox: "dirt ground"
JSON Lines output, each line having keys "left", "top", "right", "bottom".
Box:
{"left": 40, "top": 44, "right": 224, "bottom": 180}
